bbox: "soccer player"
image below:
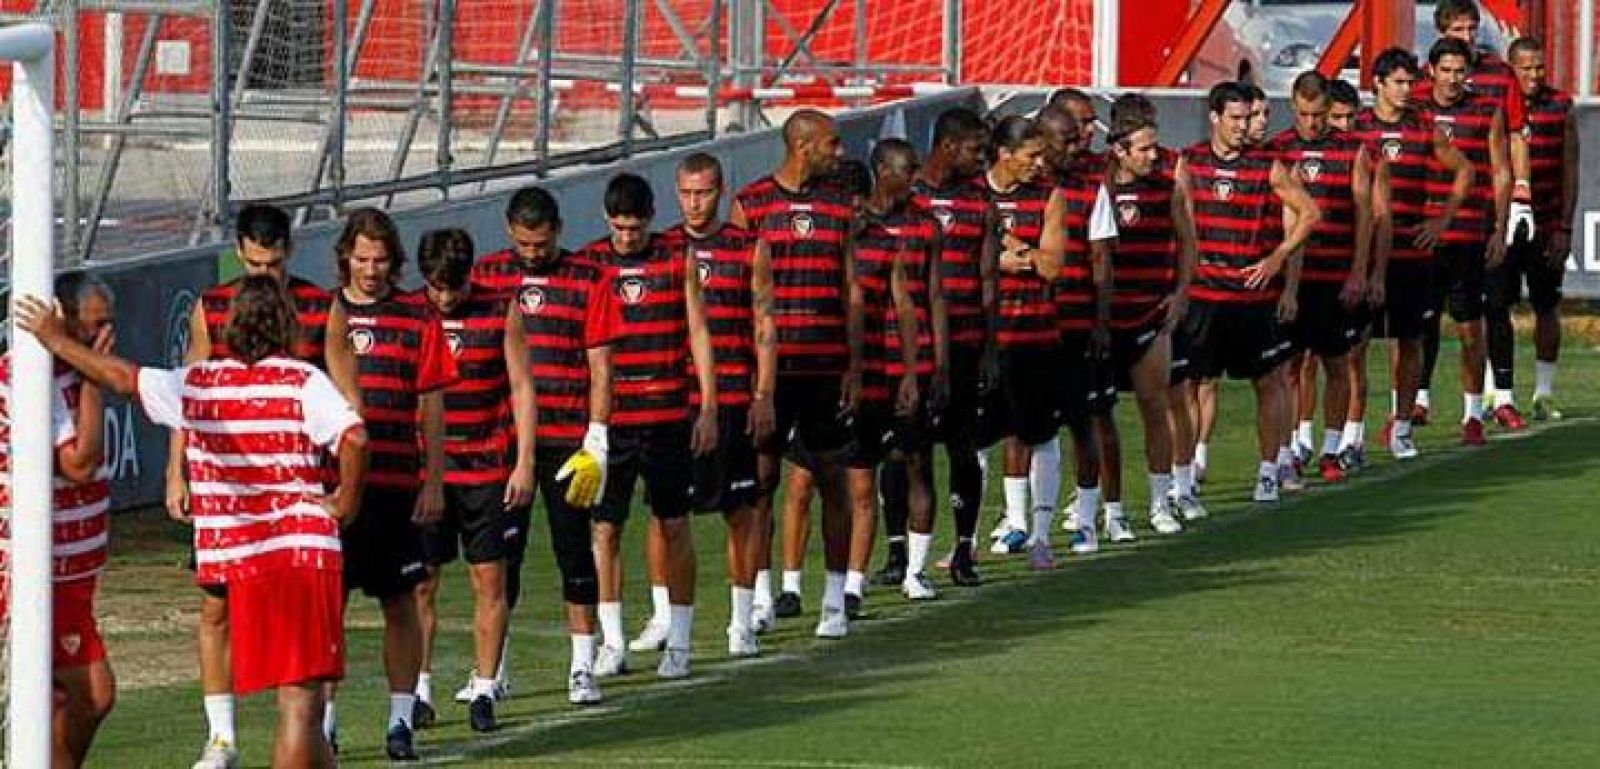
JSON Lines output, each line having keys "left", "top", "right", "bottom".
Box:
{"left": 732, "top": 110, "right": 864, "bottom": 638}
{"left": 331, "top": 208, "right": 457, "bottom": 760}
{"left": 1415, "top": 36, "right": 1510, "bottom": 445}
{"left": 1354, "top": 47, "right": 1473, "bottom": 459}
{"left": 1177, "top": 81, "right": 1320, "bottom": 502}
{"left": 20, "top": 275, "right": 368, "bottom": 769}
{"left": 1049, "top": 87, "right": 1102, "bottom": 162}
{"left": 474, "top": 187, "right": 617, "bottom": 705}
{"left": 1485, "top": 36, "right": 1577, "bottom": 421}
{"left": 175, "top": 204, "right": 359, "bottom": 769}
{"left": 0, "top": 272, "right": 114, "bottom": 768}
{"left": 1328, "top": 79, "right": 1361, "bottom": 134}
{"left": 411, "top": 229, "right": 535, "bottom": 733}
{"left": 1323, "top": 77, "right": 1374, "bottom": 469}
{"left": 902, "top": 106, "right": 997, "bottom": 586}
{"left": 1267, "top": 71, "right": 1375, "bottom": 483}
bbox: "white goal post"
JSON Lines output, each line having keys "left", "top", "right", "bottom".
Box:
{"left": 1, "top": 20, "right": 57, "bottom": 769}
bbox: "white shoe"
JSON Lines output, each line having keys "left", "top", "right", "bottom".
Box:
{"left": 1061, "top": 508, "right": 1082, "bottom": 532}
{"left": 628, "top": 620, "right": 669, "bottom": 653}
{"left": 656, "top": 647, "right": 691, "bottom": 679}
{"left": 568, "top": 669, "right": 603, "bottom": 705}
{"left": 454, "top": 671, "right": 475, "bottom": 703}
{"left": 990, "top": 526, "right": 1028, "bottom": 554}
{"left": 815, "top": 606, "right": 849, "bottom": 639}
{"left": 901, "top": 572, "right": 938, "bottom": 600}
{"left": 1172, "top": 492, "right": 1208, "bottom": 521}
{"left": 749, "top": 603, "right": 775, "bottom": 634}
{"left": 1150, "top": 503, "right": 1184, "bottom": 534}
{"left": 1105, "top": 515, "right": 1137, "bottom": 543}
{"left": 989, "top": 517, "right": 1012, "bottom": 539}
{"left": 593, "top": 645, "right": 629, "bottom": 678}
{"left": 1279, "top": 462, "right": 1305, "bottom": 493}
{"left": 1389, "top": 430, "right": 1419, "bottom": 460}
{"left": 1254, "top": 474, "right": 1280, "bottom": 503}
{"left": 727, "top": 627, "right": 760, "bottom": 657}
{"left": 191, "top": 737, "right": 239, "bottom": 769}
{"left": 1069, "top": 526, "right": 1099, "bottom": 555}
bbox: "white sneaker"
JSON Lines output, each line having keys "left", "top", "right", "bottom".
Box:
{"left": 1389, "top": 430, "right": 1419, "bottom": 460}
{"left": 989, "top": 516, "right": 1012, "bottom": 539}
{"left": 815, "top": 606, "right": 849, "bottom": 639}
{"left": 191, "top": 737, "right": 239, "bottom": 769}
{"left": 593, "top": 645, "right": 629, "bottom": 678}
{"left": 1279, "top": 462, "right": 1305, "bottom": 493}
{"left": 1172, "top": 492, "right": 1208, "bottom": 521}
{"left": 656, "top": 647, "right": 691, "bottom": 679}
{"left": 727, "top": 627, "right": 760, "bottom": 657}
{"left": 1105, "top": 515, "right": 1137, "bottom": 543}
{"left": 749, "top": 603, "right": 775, "bottom": 634}
{"left": 568, "top": 669, "right": 603, "bottom": 705}
{"left": 1061, "top": 508, "right": 1082, "bottom": 532}
{"left": 989, "top": 526, "right": 1028, "bottom": 554}
{"left": 901, "top": 572, "right": 938, "bottom": 600}
{"left": 1069, "top": 526, "right": 1099, "bottom": 555}
{"left": 628, "top": 620, "right": 669, "bottom": 653}
{"left": 1254, "top": 474, "right": 1280, "bottom": 503}
{"left": 454, "top": 671, "right": 476, "bottom": 703}
{"left": 1150, "top": 504, "right": 1184, "bottom": 535}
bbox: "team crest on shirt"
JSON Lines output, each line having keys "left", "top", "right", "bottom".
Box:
{"left": 518, "top": 285, "right": 546, "bottom": 315}
{"left": 1436, "top": 120, "right": 1455, "bottom": 140}
{"left": 791, "top": 212, "right": 816, "bottom": 238}
{"left": 998, "top": 212, "right": 1016, "bottom": 234}
{"left": 1117, "top": 202, "right": 1139, "bottom": 226}
{"left": 1297, "top": 159, "right": 1323, "bottom": 183}
{"left": 932, "top": 208, "right": 954, "bottom": 231}
{"left": 1213, "top": 178, "right": 1235, "bottom": 201}
{"left": 445, "top": 331, "right": 463, "bottom": 358}
{"left": 348, "top": 327, "right": 375, "bottom": 356}
{"left": 696, "top": 257, "right": 713, "bottom": 286}
{"left": 619, "top": 277, "right": 648, "bottom": 304}
{"left": 1382, "top": 139, "right": 1403, "bottom": 161}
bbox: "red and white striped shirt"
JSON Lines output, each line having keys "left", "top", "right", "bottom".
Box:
{"left": 0, "top": 357, "right": 112, "bottom": 585}
{"left": 137, "top": 357, "right": 362, "bottom": 585}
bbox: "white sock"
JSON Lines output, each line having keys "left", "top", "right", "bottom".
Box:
{"left": 1173, "top": 464, "right": 1195, "bottom": 497}
{"left": 203, "top": 694, "right": 236, "bottom": 744}
{"left": 1029, "top": 437, "right": 1062, "bottom": 514}
{"left": 1295, "top": 420, "right": 1314, "bottom": 451}
{"left": 650, "top": 585, "right": 671, "bottom": 626}
{"left": 322, "top": 701, "right": 337, "bottom": 740}
{"left": 1276, "top": 444, "right": 1294, "bottom": 469}
{"left": 730, "top": 587, "right": 753, "bottom": 632}
{"left": 388, "top": 693, "right": 416, "bottom": 730}
{"left": 598, "top": 602, "right": 624, "bottom": 649}
{"left": 1003, "top": 477, "right": 1030, "bottom": 531}
{"left": 1322, "top": 429, "right": 1342, "bottom": 457}
{"left": 415, "top": 672, "right": 433, "bottom": 704}
{"left": 470, "top": 675, "right": 497, "bottom": 700}
{"left": 1394, "top": 418, "right": 1413, "bottom": 438}
{"left": 1031, "top": 506, "right": 1054, "bottom": 546}
{"left": 1104, "top": 500, "right": 1124, "bottom": 524}
{"left": 1535, "top": 360, "right": 1557, "bottom": 397}
{"left": 1464, "top": 393, "right": 1484, "bottom": 422}
{"left": 570, "top": 633, "right": 596, "bottom": 674}
{"left": 667, "top": 605, "right": 694, "bottom": 651}
{"left": 906, "top": 532, "right": 933, "bottom": 577}
{"left": 1148, "top": 473, "right": 1173, "bottom": 508}
{"left": 753, "top": 569, "right": 773, "bottom": 606}
{"left": 781, "top": 570, "right": 803, "bottom": 595}
{"left": 843, "top": 569, "right": 865, "bottom": 598}
{"left": 1075, "top": 485, "right": 1100, "bottom": 530}
{"left": 1494, "top": 388, "right": 1515, "bottom": 409}
{"left": 1340, "top": 420, "right": 1363, "bottom": 450}
{"left": 1195, "top": 442, "right": 1209, "bottom": 467}
{"left": 1417, "top": 388, "right": 1431, "bottom": 409}
{"left": 1258, "top": 460, "right": 1277, "bottom": 479}
{"left": 822, "top": 571, "right": 846, "bottom": 611}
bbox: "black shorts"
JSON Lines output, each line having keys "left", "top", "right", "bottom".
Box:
{"left": 1169, "top": 323, "right": 1197, "bottom": 386}
{"left": 1489, "top": 236, "right": 1564, "bottom": 313}
{"left": 1371, "top": 260, "right": 1437, "bottom": 341}
{"left": 596, "top": 422, "right": 695, "bottom": 524}
{"left": 998, "top": 346, "right": 1067, "bottom": 445}
{"left": 845, "top": 401, "right": 930, "bottom": 469}
{"left": 1291, "top": 283, "right": 1362, "bottom": 359}
{"left": 1110, "top": 321, "right": 1168, "bottom": 392}
{"left": 1059, "top": 335, "right": 1115, "bottom": 418}
{"left": 931, "top": 346, "right": 982, "bottom": 446}
{"left": 764, "top": 375, "right": 851, "bottom": 455}
{"left": 691, "top": 407, "right": 761, "bottom": 513}
{"left": 1432, "top": 243, "right": 1487, "bottom": 323}
{"left": 1183, "top": 300, "right": 1285, "bottom": 381}
{"left": 421, "top": 483, "right": 526, "bottom": 566}
{"left": 342, "top": 486, "right": 429, "bottom": 598}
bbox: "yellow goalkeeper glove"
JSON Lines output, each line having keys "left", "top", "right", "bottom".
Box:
{"left": 555, "top": 423, "right": 608, "bottom": 508}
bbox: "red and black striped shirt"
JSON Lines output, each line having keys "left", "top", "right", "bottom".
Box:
{"left": 440, "top": 295, "right": 514, "bottom": 486}
{"left": 912, "top": 176, "right": 989, "bottom": 351}
{"left": 1416, "top": 52, "right": 1524, "bottom": 131}
{"left": 1054, "top": 173, "right": 1101, "bottom": 335}
{"left": 1107, "top": 169, "right": 1178, "bottom": 330}
{"left": 991, "top": 178, "right": 1058, "bottom": 349}
{"left": 735, "top": 176, "right": 853, "bottom": 377}
{"left": 666, "top": 224, "right": 758, "bottom": 409}
{"left": 203, "top": 275, "right": 332, "bottom": 365}
{"left": 340, "top": 289, "right": 458, "bottom": 490}
{"left": 1523, "top": 86, "right": 1573, "bottom": 231}
{"left": 585, "top": 235, "right": 694, "bottom": 428}
{"left": 862, "top": 205, "right": 939, "bottom": 385}
{"left": 514, "top": 254, "right": 621, "bottom": 449}
{"left": 1182, "top": 142, "right": 1281, "bottom": 303}
{"left": 1353, "top": 108, "right": 1437, "bottom": 263}
{"left": 1265, "top": 129, "right": 1365, "bottom": 284}
{"left": 1418, "top": 94, "right": 1499, "bottom": 245}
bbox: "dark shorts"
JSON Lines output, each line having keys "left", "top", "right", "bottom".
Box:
{"left": 342, "top": 486, "right": 429, "bottom": 599}
{"left": 421, "top": 483, "right": 527, "bottom": 566}
{"left": 597, "top": 422, "right": 695, "bottom": 524}
{"left": 764, "top": 375, "right": 851, "bottom": 455}
{"left": 1371, "top": 260, "right": 1437, "bottom": 341}
{"left": 1432, "top": 243, "right": 1487, "bottom": 323}
{"left": 1291, "top": 283, "right": 1362, "bottom": 359}
{"left": 1169, "top": 323, "right": 1197, "bottom": 386}
{"left": 1183, "top": 300, "right": 1285, "bottom": 381}
{"left": 845, "top": 400, "right": 931, "bottom": 469}
{"left": 1110, "top": 320, "right": 1169, "bottom": 392}
{"left": 691, "top": 407, "right": 761, "bottom": 513}
{"left": 1059, "top": 336, "right": 1117, "bottom": 417}
{"left": 998, "top": 346, "right": 1068, "bottom": 445}
{"left": 1489, "top": 236, "right": 1564, "bottom": 313}
{"left": 931, "top": 346, "right": 983, "bottom": 446}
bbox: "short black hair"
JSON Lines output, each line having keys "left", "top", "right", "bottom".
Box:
{"left": 1372, "top": 47, "right": 1421, "bottom": 82}
{"left": 1433, "top": 0, "right": 1480, "bottom": 32}
{"left": 54, "top": 270, "right": 115, "bottom": 321}
{"left": 1429, "top": 36, "right": 1474, "bottom": 67}
{"left": 235, "top": 203, "right": 291, "bottom": 250}
{"left": 932, "top": 107, "right": 987, "bottom": 148}
{"left": 1292, "top": 70, "right": 1329, "bottom": 102}
{"left": 1208, "top": 81, "right": 1253, "bottom": 115}
{"left": 1047, "top": 87, "right": 1092, "bottom": 110}
{"left": 505, "top": 185, "right": 562, "bottom": 230}
{"left": 417, "top": 228, "right": 476, "bottom": 289}
{"left": 1328, "top": 78, "right": 1360, "bottom": 108}
{"left": 1244, "top": 83, "right": 1267, "bottom": 103}
{"left": 1507, "top": 36, "right": 1544, "bottom": 61}
{"left": 991, "top": 115, "right": 1042, "bottom": 152}
{"left": 603, "top": 173, "right": 655, "bottom": 219}
{"left": 869, "top": 138, "right": 917, "bottom": 172}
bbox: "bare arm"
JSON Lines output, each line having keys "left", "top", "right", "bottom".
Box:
{"left": 890, "top": 241, "right": 921, "bottom": 378}
{"left": 323, "top": 300, "right": 362, "bottom": 406}
{"left": 1489, "top": 109, "right": 1512, "bottom": 238}
{"left": 586, "top": 346, "right": 614, "bottom": 425}
{"left": 414, "top": 390, "right": 446, "bottom": 523}
{"left": 1433, "top": 128, "right": 1475, "bottom": 226}
{"left": 729, "top": 198, "right": 750, "bottom": 231}
{"left": 58, "top": 374, "right": 106, "bottom": 484}
{"left": 1090, "top": 237, "right": 1113, "bottom": 330}
{"left": 844, "top": 226, "right": 865, "bottom": 385}
{"left": 979, "top": 207, "right": 1001, "bottom": 358}
{"left": 329, "top": 426, "right": 369, "bottom": 524}
{"left": 1370, "top": 155, "right": 1394, "bottom": 281}
{"left": 1031, "top": 189, "right": 1069, "bottom": 280}
{"left": 167, "top": 305, "right": 211, "bottom": 486}
{"left": 1171, "top": 156, "right": 1199, "bottom": 296}
{"left": 752, "top": 239, "right": 777, "bottom": 400}
{"left": 504, "top": 306, "right": 537, "bottom": 474}
{"left": 926, "top": 226, "right": 950, "bottom": 380}
{"left": 684, "top": 247, "right": 719, "bottom": 412}
{"left": 1349, "top": 144, "right": 1375, "bottom": 287}
{"left": 16, "top": 299, "right": 140, "bottom": 397}
{"left": 1263, "top": 159, "right": 1318, "bottom": 299}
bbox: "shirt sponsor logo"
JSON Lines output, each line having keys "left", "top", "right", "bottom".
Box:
{"left": 517, "top": 285, "right": 546, "bottom": 315}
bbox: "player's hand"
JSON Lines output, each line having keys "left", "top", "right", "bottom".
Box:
{"left": 1366, "top": 272, "right": 1387, "bottom": 307}
{"left": 978, "top": 349, "right": 1001, "bottom": 395}
{"left": 691, "top": 406, "right": 719, "bottom": 457}
{"left": 1486, "top": 234, "right": 1507, "bottom": 271}
{"left": 1001, "top": 233, "right": 1027, "bottom": 253}
{"left": 1242, "top": 254, "right": 1285, "bottom": 290}
{"left": 839, "top": 369, "right": 862, "bottom": 418}
{"left": 555, "top": 424, "right": 608, "bottom": 508}
{"left": 747, "top": 396, "right": 776, "bottom": 446}
{"left": 998, "top": 249, "right": 1034, "bottom": 274}
{"left": 12, "top": 296, "right": 69, "bottom": 350}
{"left": 1508, "top": 185, "right": 1536, "bottom": 244}
{"left": 894, "top": 375, "right": 920, "bottom": 419}
{"left": 503, "top": 461, "right": 536, "bottom": 510}
{"left": 164, "top": 473, "right": 192, "bottom": 525}
{"left": 90, "top": 326, "right": 116, "bottom": 355}
{"left": 413, "top": 480, "right": 445, "bottom": 525}
{"left": 1339, "top": 272, "right": 1368, "bottom": 310}
{"left": 928, "top": 369, "right": 951, "bottom": 416}
{"left": 321, "top": 488, "right": 360, "bottom": 527}
{"left": 1088, "top": 323, "right": 1112, "bottom": 362}
{"left": 1158, "top": 289, "right": 1189, "bottom": 333}
{"left": 1547, "top": 230, "right": 1572, "bottom": 270}
{"left": 1276, "top": 291, "right": 1299, "bottom": 325}
{"left": 1414, "top": 217, "right": 1447, "bottom": 251}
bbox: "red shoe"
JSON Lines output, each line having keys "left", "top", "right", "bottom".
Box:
{"left": 1318, "top": 455, "right": 1345, "bottom": 483}
{"left": 1410, "top": 403, "right": 1431, "bottom": 426}
{"left": 1461, "top": 417, "right": 1487, "bottom": 446}
{"left": 1491, "top": 404, "right": 1527, "bottom": 432}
